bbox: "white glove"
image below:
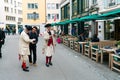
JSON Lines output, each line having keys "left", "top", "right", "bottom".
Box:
{"left": 31, "top": 39, "right": 36, "bottom": 42}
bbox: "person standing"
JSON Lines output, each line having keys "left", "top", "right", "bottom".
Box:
{"left": 29, "top": 26, "right": 38, "bottom": 66}
{"left": 0, "top": 28, "right": 4, "bottom": 58}
{"left": 42, "top": 24, "right": 56, "bottom": 67}
{"left": 1, "top": 28, "right": 5, "bottom": 45}
{"left": 19, "top": 26, "right": 35, "bottom": 72}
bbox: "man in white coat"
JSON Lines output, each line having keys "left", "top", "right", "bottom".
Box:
{"left": 42, "top": 24, "right": 56, "bottom": 67}
{"left": 19, "top": 25, "right": 35, "bottom": 72}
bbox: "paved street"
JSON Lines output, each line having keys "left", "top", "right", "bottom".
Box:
{"left": 0, "top": 35, "right": 120, "bottom": 80}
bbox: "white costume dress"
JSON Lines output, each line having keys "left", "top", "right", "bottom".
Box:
{"left": 43, "top": 31, "right": 56, "bottom": 57}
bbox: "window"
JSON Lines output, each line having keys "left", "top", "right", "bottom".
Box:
{"left": 27, "top": 13, "right": 39, "bottom": 20}
{"left": 6, "top": 16, "right": 16, "bottom": 21}
{"left": 18, "top": 2, "right": 22, "bottom": 7}
{"left": 109, "top": 0, "right": 116, "bottom": 6}
{"left": 14, "top": 9, "right": 16, "bottom": 13}
{"left": 11, "top": 8, "right": 13, "bottom": 13}
{"left": 11, "top": 0, "right": 13, "bottom": 4}
{"left": 61, "top": 7, "right": 64, "bottom": 20}
{"left": 51, "top": 3, "right": 55, "bottom": 9}
{"left": 52, "top": 14, "right": 55, "bottom": 19}
{"left": 35, "top": 13, "right": 39, "bottom": 19}
{"left": 4, "top": 0, "right": 8, "bottom": 3}
{"left": 66, "top": 4, "right": 70, "bottom": 18}
{"left": 82, "top": 0, "right": 89, "bottom": 12}
{"left": 47, "top": 14, "right": 51, "bottom": 20}
{"left": 92, "top": 0, "right": 97, "bottom": 5}
{"left": 28, "top": 3, "right": 38, "bottom": 9}
{"left": 56, "top": 4, "right": 59, "bottom": 9}
{"left": 72, "top": 0, "right": 77, "bottom": 16}
{"left": 35, "top": 3, "right": 38, "bottom": 8}
{"left": 5, "top": 7, "right": 9, "bottom": 12}
{"left": 14, "top": 1, "right": 16, "bottom": 7}
{"left": 47, "top": 3, "right": 51, "bottom": 9}
{"left": 18, "top": 18, "right": 23, "bottom": 22}
{"left": 27, "top": 13, "right": 34, "bottom": 19}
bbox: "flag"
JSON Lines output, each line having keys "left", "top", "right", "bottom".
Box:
{"left": 54, "top": 14, "right": 57, "bottom": 21}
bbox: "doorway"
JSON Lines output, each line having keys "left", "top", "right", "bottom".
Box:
{"left": 115, "top": 19, "right": 120, "bottom": 40}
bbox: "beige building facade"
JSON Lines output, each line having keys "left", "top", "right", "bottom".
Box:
{"left": 22, "top": 0, "right": 46, "bottom": 33}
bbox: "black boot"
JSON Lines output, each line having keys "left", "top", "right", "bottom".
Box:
{"left": 23, "top": 68, "right": 29, "bottom": 72}
{"left": 46, "top": 63, "right": 49, "bottom": 67}
{"left": 49, "top": 62, "right": 53, "bottom": 66}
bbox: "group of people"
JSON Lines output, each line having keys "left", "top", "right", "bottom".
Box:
{"left": 0, "top": 28, "right": 5, "bottom": 58}
{"left": 78, "top": 32, "right": 100, "bottom": 42}
{"left": 19, "top": 24, "right": 56, "bottom": 72}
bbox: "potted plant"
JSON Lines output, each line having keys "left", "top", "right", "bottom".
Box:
{"left": 116, "top": 41, "right": 120, "bottom": 48}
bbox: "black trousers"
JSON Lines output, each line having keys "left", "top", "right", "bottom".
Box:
{"left": 29, "top": 46, "right": 37, "bottom": 64}
{"left": 0, "top": 44, "right": 2, "bottom": 57}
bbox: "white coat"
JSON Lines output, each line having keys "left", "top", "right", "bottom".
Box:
{"left": 43, "top": 30, "right": 56, "bottom": 57}
{"left": 19, "top": 31, "right": 33, "bottom": 57}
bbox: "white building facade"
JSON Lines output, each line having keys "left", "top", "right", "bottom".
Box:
{"left": 0, "top": 0, "right": 22, "bottom": 34}
{"left": 46, "top": 0, "right": 62, "bottom": 31}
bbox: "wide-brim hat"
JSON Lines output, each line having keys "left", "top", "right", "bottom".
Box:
{"left": 44, "top": 24, "right": 51, "bottom": 28}
{"left": 25, "top": 25, "right": 32, "bottom": 30}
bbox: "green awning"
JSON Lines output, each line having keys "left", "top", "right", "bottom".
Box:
{"left": 100, "top": 9, "right": 120, "bottom": 20}
{"left": 80, "top": 14, "right": 101, "bottom": 21}
{"left": 101, "top": 9, "right": 120, "bottom": 17}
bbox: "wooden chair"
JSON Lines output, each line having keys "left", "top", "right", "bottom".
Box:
{"left": 84, "top": 42, "right": 91, "bottom": 57}
{"left": 69, "top": 40, "right": 74, "bottom": 49}
{"left": 90, "top": 42, "right": 101, "bottom": 62}
{"left": 111, "top": 54, "right": 120, "bottom": 72}
{"left": 74, "top": 41, "right": 80, "bottom": 52}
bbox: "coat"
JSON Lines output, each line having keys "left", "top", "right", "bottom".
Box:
{"left": 43, "top": 30, "right": 56, "bottom": 56}
{"left": 19, "top": 31, "right": 33, "bottom": 56}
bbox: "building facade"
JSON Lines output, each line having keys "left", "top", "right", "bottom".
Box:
{"left": 59, "top": 0, "right": 120, "bottom": 40}
{"left": 0, "top": 0, "right": 22, "bottom": 34}
{"left": 46, "top": 0, "right": 62, "bottom": 32}
{"left": 98, "top": 0, "right": 120, "bottom": 40}
{"left": 22, "top": 0, "right": 46, "bottom": 33}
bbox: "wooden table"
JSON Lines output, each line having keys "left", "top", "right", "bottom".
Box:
{"left": 100, "top": 48, "right": 116, "bottom": 67}
{"left": 79, "top": 42, "right": 87, "bottom": 55}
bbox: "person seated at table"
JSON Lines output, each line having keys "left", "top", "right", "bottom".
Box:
{"left": 78, "top": 33, "right": 86, "bottom": 42}
{"left": 78, "top": 33, "right": 86, "bottom": 53}
{"left": 91, "top": 34, "right": 100, "bottom": 42}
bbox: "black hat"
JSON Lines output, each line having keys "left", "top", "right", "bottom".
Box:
{"left": 45, "top": 24, "right": 51, "bottom": 28}
{"left": 25, "top": 25, "right": 32, "bottom": 30}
